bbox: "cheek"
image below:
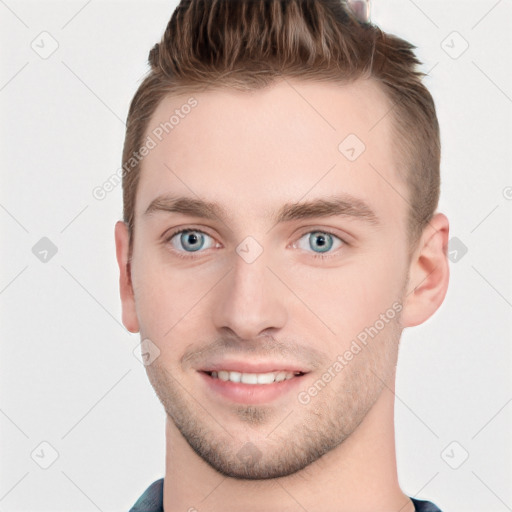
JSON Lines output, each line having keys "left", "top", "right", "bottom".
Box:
{"left": 131, "top": 246, "right": 221, "bottom": 344}
{"left": 316, "top": 250, "right": 407, "bottom": 341}
{"left": 131, "top": 229, "right": 408, "bottom": 355}
{"left": 130, "top": 249, "right": 180, "bottom": 339}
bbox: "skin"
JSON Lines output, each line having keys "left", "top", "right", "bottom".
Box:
{"left": 115, "top": 78, "right": 449, "bottom": 512}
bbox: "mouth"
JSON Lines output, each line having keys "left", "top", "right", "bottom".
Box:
{"left": 201, "top": 370, "right": 306, "bottom": 385}
{"left": 198, "top": 367, "right": 309, "bottom": 405}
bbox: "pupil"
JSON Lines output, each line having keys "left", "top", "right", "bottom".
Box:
{"left": 182, "top": 231, "right": 202, "bottom": 252}
{"left": 311, "top": 232, "right": 331, "bottom": 253}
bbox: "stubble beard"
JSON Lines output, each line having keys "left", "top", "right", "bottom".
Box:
{"left": 144, "top": 318, "right": 401, "bottom": 480}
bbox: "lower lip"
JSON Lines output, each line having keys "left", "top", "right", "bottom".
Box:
{"left": 198, "top": 371, "right": 306, "bottom": 404}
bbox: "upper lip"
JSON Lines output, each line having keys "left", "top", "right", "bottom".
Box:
{"left": 199, "top": 360, "right": 310, "bottom": 374}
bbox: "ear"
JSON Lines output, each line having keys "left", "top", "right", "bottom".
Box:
{"left": 114, "top": 221, "right": 140, "bottom": 333}
{"left": 401, "top": 213, "right": 450, "bottom": 328}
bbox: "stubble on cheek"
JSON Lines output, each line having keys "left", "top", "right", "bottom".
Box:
{"left": 295, "top": 315, "right": 402, "bottom": 441}
{"left": 145, "top": 355, "right": 276, "bottom": 431}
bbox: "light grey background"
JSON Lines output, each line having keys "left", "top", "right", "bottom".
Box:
{"left": 1, "top": 0, "right": 511, "bottom": 511}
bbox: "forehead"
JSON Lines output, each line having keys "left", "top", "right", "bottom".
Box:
{"left": 136, "top": 78, "right": 407, "bottom": 231}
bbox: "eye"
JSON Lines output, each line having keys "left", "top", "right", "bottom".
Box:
{"left": 166, "top": 228, "right": 217, "bottom": 258}
{"left": 164, "top": 228, "right": 347, "bottom": 261}
{"left": 293, "top": 230, "right": 346, "bottom": 260}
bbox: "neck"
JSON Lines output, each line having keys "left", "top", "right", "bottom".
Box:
{"left": 162, "top": 383, "right": 414, "bottom": 512}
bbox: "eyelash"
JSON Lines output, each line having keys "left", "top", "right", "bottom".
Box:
{"left": 164, "top": 228, "right": 347, "bottom": 261}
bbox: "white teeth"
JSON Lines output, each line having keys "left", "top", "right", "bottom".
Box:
{"left": 218, "top": 370, "right": 229, "bottom": 381}
{"left": 208, "top": 370, "right": 300, "bottom": 384}
{"left": 228, "top": 371, "right": 241, "bottom": 382}
{"left": 275, "top": 371, "right": 287, "bottom": 382}
{"left": 241, "top": 373, "right": 258, "bottom": 384}
{"left": 257, "top": 373, "right": 275, "bottom": 384}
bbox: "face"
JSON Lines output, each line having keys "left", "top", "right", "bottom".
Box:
{"left": 120, "top": 78, "right": 415, "bottom": 479}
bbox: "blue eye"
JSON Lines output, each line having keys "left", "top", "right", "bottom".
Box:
{"left": 294, "top": 230, "right": 344, "bottom": 259}
{"left": 165, "top": 228, "right": 345, "bottom": 260}
{"left": 167, "top": 229, "right": 216, "bottom": 256}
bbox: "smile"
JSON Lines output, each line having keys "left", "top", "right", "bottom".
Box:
{"left": 205, "top": 370, "right": 305, "bottom": 385}
{"left": 199, "top": 369, "right": 307, "bottom": 404}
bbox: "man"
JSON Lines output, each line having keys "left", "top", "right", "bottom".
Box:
{"left": 115, "top": 0, "right": 449, "bottom": 510}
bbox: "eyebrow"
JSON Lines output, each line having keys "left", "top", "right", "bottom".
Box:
{"left": 143, "top": 194, "right": 379, "bottom": 226}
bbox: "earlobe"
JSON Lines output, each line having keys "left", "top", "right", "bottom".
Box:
{"left": 114, "top": 220, "right": 140, "bottom": 333}
{"left": 400, "top": 213, "right": 450, "bottom": 328}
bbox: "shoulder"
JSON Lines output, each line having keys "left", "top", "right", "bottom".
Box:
{"left": 128, "top": 478, "right": 164, "bottom": 512}
{"left": 410, "top": 497, "right": 443, "bottom": 512}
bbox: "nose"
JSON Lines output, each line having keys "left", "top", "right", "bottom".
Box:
{"left": 212, "top": 246, "right": 288, "bottom": 342}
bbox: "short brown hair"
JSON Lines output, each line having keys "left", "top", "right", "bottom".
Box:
{"left": 122, "top": 0, "right": 440, "bottom": 254}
